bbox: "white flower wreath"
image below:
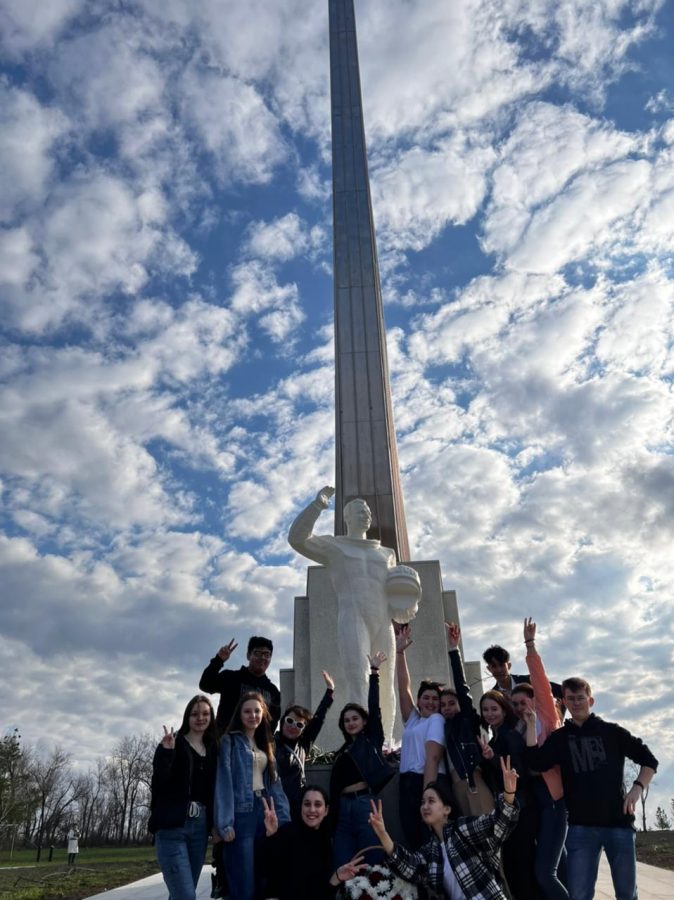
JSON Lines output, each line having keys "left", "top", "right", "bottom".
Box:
{"left": 342, "top": 863, "right": 418, "bottom": 900}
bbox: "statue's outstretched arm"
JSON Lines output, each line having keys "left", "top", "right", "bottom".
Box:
{"left": 288, "top": 486, "right": 335, "bottom": 565}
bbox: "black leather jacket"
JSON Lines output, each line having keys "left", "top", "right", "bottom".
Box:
{"left": 444, "top": 649, "right": 483, "bottom": 787}
{"left": 330, "top": 672, "right": 395, "bottom": 803}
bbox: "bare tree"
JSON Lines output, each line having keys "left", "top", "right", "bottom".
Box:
{"left": 31, "top": 746, "right": 76, "bottom": 847}
{"left": 104, "top": 734, "right": 154, "bottom": 843}
{"left": 0, "top": 731, "right": 37, "bottom": 850}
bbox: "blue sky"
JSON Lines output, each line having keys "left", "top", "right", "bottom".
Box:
{"left": 1, "top": 0, "right": 673, "bottom": 821}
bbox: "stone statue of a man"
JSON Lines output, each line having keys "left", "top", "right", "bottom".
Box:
{"left": 288, "top": 485, "right": 420, "bottom": 742}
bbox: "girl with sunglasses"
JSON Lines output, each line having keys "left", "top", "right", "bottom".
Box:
{"left": 275, "top": 669, "right": 335, "bottom": 821}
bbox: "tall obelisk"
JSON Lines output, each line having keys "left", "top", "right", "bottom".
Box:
{"left": 330, "top": 0, "right": 409, "bottom": 561}
{"left": 281, "top": 0, "right": 483, "bottom": 746}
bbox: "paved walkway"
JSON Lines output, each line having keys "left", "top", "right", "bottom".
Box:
{"left": 85, "top": 857, "right": 674, "bottom": 899}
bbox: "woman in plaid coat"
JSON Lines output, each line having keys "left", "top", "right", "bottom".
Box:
{"left": 368, "top": 757, "right": 519, "bottom": 899}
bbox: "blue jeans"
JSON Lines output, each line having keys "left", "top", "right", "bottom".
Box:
{"left": 224, "top": 793, "right": 267, "bottom": 900}
{"left": 566, "top": 825, "right": 637, "bottom": 900}
{"left": 155, "top": 808, "right": 208, "bottom": 900}
{"left": 334, "top": 793, "right": 383, "bottom": 868}
{"left": 534, "top": 790, "right": 568, "bottom": 899}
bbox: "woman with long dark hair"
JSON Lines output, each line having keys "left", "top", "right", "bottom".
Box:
{"left": 150, "top": 694, "right": 218, "bottom": 900}
{"left": 441, "top": 622, "right": 494, "bottom": 818}
{"left": 215, "top": 691, "right": 290, "bottom": 900}
{"left": 479, "top": 690, "right": 537, "bottom": 900}
{"left": 396, "top": 625, "right": 447, "bottom": 848}
{"left": 330, "top": 651, "right": 395, "bottom": 868}
{"left": 368, "top": 758, "right": 520, "bottom": 898}
{"left": 263, "top": 784, "right": 366, "bottom": 898}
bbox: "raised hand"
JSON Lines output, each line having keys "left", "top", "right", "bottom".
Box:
{"left": 395, "top": 624, "right": 413, "bottom": 654}
{"left": 477, "top": 735, "right": 494, "bottom": 760}
{"left": 500, "top": 755, "right": 519, "bottom": 798}
{"left": 261, "top": 796, "right": 278, "bottom": 836}
{"left": 322, "top": 670, "right": 335, "bottom": 691}
{"left": 522, "top": 705, "right": 537, "bottom": 727}
{"left": 315, "top": 485, "right": 335, "bottom": 508}
{"left": 368, "top": 650, "right": 387, "bottom": 670}
{"left": 217, "top": 638, "right": 238, "bottom": 661}
{"left": 337, "top": 855, "right": 367, "bottom": 882}
{"left": 161, "top": 725, "right": 175, "bottom": 750}
{"left": 444, "top": 621, "right": 460, "bottom": 651}
{"left": 368, "top": 799, "right": 387, "bottom": 840}
{"left": 523, "top": 617, "right": 536, "bottom": 643}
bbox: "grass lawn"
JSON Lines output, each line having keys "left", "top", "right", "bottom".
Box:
{"left": 636, "top": 829, "right": 674, "bottom": 871}
{"left": 0, "top": 846, "right": 160, "bottom": 899}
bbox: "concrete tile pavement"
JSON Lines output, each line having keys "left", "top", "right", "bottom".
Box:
{"left": 85, "top": 856, "right": 674, "bottom": 899}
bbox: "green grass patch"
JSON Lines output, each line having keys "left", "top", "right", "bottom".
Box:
{"left": 636, "top": 829, "right": 674, "bottom": 871}
{"left": 0, "top": 846, "right": 160, "bottom": 899}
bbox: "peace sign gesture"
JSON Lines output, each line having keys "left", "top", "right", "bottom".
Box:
{"left": 477, "top": 735, "right": 494, "bottom": 760}
{"left": 261, "top": 796, "right": 278, "bottom": 836}
{"left": 161, "top": 726, "right": 175, "bottom": 750}
{"left": 500, "top": 755, "right": 519, "bottom": 799}
{"left": 217, "top": 638, "right": 238, "bottom": 662}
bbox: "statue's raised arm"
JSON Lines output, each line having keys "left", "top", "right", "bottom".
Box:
{"left": 288, "top": 485, "right": 335, "bottom": 565}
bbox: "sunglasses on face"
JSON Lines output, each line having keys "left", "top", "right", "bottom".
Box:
{"left": 284, "top": 716, "right": 306, "bottom": 730}
{"left": 251, "top": 650, "right": 272, "bottom": 659}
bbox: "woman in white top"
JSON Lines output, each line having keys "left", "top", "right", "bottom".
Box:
{"left": 396, "top": 624, "right": 447, "bottom": 848}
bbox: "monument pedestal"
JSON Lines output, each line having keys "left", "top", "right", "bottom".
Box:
{"left": 281, "top": 560, "right": 484, "bottom": 750}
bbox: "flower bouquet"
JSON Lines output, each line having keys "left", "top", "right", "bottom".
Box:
{"left": 337, "top": 863, "right": 418, "bottom": 900}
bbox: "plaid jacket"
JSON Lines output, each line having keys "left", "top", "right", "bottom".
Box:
{"left": 388, "top": 795, "right": 518, "bottom": 899}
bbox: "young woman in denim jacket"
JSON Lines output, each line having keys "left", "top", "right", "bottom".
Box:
{"left": 330, "top": 651, "right": 395, "bottom": 868}
{"left": 150, "top": 695, "right": 218, "bottom": 900}
{"left": 214, "top": 691, "right": 290, "bottom": 900}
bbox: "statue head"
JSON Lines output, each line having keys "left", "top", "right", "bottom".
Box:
{"left": 343, "top": 498, "right": 372, "bottom": 535}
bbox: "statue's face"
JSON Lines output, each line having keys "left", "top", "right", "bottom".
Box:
{"left": 344, "top": 499, "right": 372, "bottom": 531}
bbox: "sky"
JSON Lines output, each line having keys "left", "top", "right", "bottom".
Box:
{"left": 1, "top": 0, "right": 673, "bottom": 822}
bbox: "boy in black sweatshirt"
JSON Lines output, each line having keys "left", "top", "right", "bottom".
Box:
{"left": 524, "top": 676, "right": 657, "bottom": 900}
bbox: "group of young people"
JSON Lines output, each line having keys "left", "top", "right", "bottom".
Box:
{"left": 148, "top": 619, "right": 658, "bottom": 900}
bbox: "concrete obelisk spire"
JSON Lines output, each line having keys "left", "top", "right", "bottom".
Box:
{"left": 329, "top": 0, "right": 410, "bottom": 562}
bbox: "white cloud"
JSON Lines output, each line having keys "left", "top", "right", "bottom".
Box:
{"left": 0, "top": 0, "right": 82, "bottom": 54}
{"left": 244, "top": 212, "right": 325, "bottom": 262}
{"left": 371, "top": 135, "right": 495, "bottom": 251}
{"left": 0, "top": 82, "right": 67, "bottom": 223}
{"left": 181, "top": 67, "right": 287, "bottom": 186}
{"left": 48, "top": 25, "right": 165, "bottom": 130}
{"left": 229, "top": 260, "right": 304, "bottom": 342}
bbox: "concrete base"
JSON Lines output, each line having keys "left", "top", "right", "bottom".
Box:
{"left": 280, "top": 559, "right": 484, "bottom": 750}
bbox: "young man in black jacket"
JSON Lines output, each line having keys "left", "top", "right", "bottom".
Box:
{"left": 524, "top": 676, "right": 658, "bottom": 900}
{"left": 199, "top": 635, "right": 282, "bottom": 734}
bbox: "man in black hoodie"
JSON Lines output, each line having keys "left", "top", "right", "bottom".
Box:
{"left": 524, "top": 676, "right": 657, "bottom": 900}
{"left": 199, "top": 634, "right": 282, "bottom": 734}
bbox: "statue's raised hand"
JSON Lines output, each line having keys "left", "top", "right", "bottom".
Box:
{"left": 315, "top": 486, "right": 335, "bottom": 508}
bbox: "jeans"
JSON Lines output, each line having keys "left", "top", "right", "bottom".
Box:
{"left": 534, "top": 787, "right": 568, "bottom": 899}
{"left": 502, "top": 800, "right": 540, "bottom": 900}
{"left": 334, "top": 793, "right": 383, "bottom": 868}
{"left": 223, "top": 793, "right": 267, "bottom": 900}
{"left": 155, "top": 808, "right": 208, "bottom": 900}
{"left": 566, "top": 825, "right": 637, "bottom": 900}
{"left": 399, "top": 772, "right": 426, "bottom": 850}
